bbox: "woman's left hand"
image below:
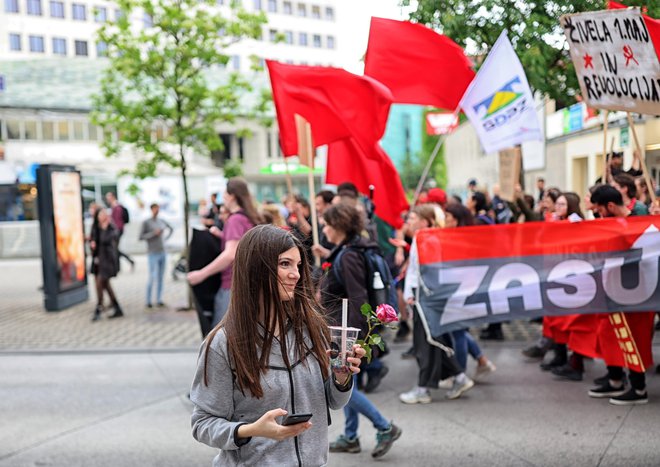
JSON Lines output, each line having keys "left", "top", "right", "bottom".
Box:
{"left": 332, "top": 344, "right": 366, "bottom": 385}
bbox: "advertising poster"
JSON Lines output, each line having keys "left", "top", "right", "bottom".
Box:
{"left": 51, "top": 171, "right": 86, "bottom": 291}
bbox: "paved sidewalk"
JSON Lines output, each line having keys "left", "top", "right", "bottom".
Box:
{"left": 0, "top": 257, "right": 542, "bottom": 352}
{"left": 0, "top": 256, "right": 203, "bottom": 351}
{"left": 1, "top": 342, "right": 659, "bottom": 467}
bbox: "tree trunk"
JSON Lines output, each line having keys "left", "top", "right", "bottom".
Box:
{"left": 180, "top": 144, "right": 193, "bottom": 310}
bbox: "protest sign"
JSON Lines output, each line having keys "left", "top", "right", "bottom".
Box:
{"left": 415, "top": 216, "right": 660, "bottom": 336}
{"left": 498, "top": 147, "right": 521, "bottom": 201}
{"left": 561, "top": 8, "right": 660, "bottom": 115}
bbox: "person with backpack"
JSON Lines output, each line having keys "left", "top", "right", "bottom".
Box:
{"left": 318, "top": 203, "right": 401, "bottom": 459}
{"left": 105, "top": 192, "right": 135, "bottom": 271}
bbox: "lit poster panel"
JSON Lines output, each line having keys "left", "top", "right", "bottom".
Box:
{"left": 51, "top": 171, "right": 86, "bottom": 291}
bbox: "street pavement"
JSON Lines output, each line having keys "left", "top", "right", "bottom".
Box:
{"left": 1, "top": 257, "right": 659, "bottom": 466}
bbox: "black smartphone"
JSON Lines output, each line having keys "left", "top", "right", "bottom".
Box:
{"left": 281, "top": 413, "right": 313, "bottom": 426}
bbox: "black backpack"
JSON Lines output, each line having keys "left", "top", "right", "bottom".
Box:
{"left": 332, "top": 244, "right": 397, "bottom": 311}
{"left": 120, "top": 205, "right": 130, "bottom": 224}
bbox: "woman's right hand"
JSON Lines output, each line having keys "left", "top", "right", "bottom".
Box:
{"left": 237, "top": 409, "right": 311, "bottom": 442}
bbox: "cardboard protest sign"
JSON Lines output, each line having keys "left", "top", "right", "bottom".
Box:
{"left": 561, "top": 8, "right": 660, "bottom": 115}
{"left": 498, "top": 147, "right": 521, "bottom": 201}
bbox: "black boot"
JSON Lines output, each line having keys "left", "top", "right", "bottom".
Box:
{"left": 92, "top": 306, "right": 102, "bottom": 322}
{"left": 394, "top": 321, "right": 410, "bottom": 343}
{"left": 540, "top": 344, "right": 568, "bottom": 371}
{"left": 108, "top": 303, "right": 124, "bottom": 319}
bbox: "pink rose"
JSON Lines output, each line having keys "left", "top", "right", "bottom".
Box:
{"left": 375, "top": 304, "right": 398, "bottom": 323}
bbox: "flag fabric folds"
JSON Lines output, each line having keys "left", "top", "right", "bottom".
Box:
{"left": 459, "top": 31, "right": 543, "bottom": 153}
{"left": 266, "top": 60, "right": 408, "bottom": 228}
{"left": 364, "top": 17, "right": 475, "bottom": 111}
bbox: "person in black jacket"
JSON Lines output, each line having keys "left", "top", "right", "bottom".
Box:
{"left": 90, "top": 208, "right": 123, "bottom": 321}
{"left": 318, "top": 204, "right": 401, "bottom": 459}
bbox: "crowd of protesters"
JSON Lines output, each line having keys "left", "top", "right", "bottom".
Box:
{"left": 187, "top": 156, "right": 659, "bottom": 462}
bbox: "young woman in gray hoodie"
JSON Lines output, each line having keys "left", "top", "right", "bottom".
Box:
{"left": 190, "top": 225, "right": 365, "bottom": 466}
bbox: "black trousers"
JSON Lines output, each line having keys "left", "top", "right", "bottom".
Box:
{"left": 412, "top": 305, "right": 463, "bottom": 388}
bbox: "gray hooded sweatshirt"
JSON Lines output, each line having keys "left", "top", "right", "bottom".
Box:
{"left": 190, "top": 326, "right": 353, "bottom": 466}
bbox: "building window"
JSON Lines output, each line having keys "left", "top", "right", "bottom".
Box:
{"left": 49, "top": 0, "right": 64, "bottom": 17}
{"left": 313, "top": 34, "right": 321, "bottom": 48}
{"left": 29, "top": 35, "right": 45, "bottom": 53}
{"left": 74, "top": 40, "right": 88, "bottom": 56}
{"left": 282, "top": 0, "right": 291, "bottom": 14}
{"left": 9, "top": 33, "right": 21, "bottom": 51}
{"left": 311, "top": 5, "right": 320, "bottom": 18}
{"left": 267, "top": 0, "right": 276, "bottom": 13}
{"left": 52, "top": 37, "right": 67, "bottom": 55}
{"left": 253, "top": 0, "right": 261, "bottom": 10}
{"left": 114, "top": 8, "right": 123, "bottom": 20}
{"left": 41, "top": 121, "right": 54, "bottom": 140}
{"left": 296, "top": 3, "right": 305, "bottom": 16}
{"left": 95, "top": 6, "right": 107, "bottom": 22}
{"left": 72, "top": 3, "right": 86, "bottom": 20}
{"left": 327, "top": 35, "right": 334, "bottom": 49}
{"left": 25, "top": 121, "right": 38, "bottom": 140}
{"left": 298, "top": 32, "right": 307, "bottom": 46}
{"left": 231, "top": 55, "right": 240, "bottom": 70}
{"left": 26, "top": 0, "right": 42, "bottom": 15}
{"left": 96, "top": 41, "right": 107, "bottom": 57}
{"left": 284, "top": 30, "right": 293, "bottom": 44}
{"left": 5, "top": 0, "right": 20, "bottom": 13}
{"left": 269, "top": 29, "right": 277, "bottom": 42}
{"left": 216, "top": 0, "right": 223, "bottom": 4}
{"left": 7, "top": 120, "right": 21, "bottom": 140}
{"left": 325, "top": 6, "right": 333, "bottom": 20}
{"left": 56, "top": 121, "right": 69, "bottom": 140}
{"left": 143, "top": 12, "right": 153, "bottom": 27}
{"left": 73, "top": 121, "right": 85, "bottom": 140}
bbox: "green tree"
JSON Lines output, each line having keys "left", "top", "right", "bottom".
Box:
{"left": 402, "top": 0, "right": 659, "bottom": 107}
{"left": 92, "top": 0, "right": 267, "bottom": 260}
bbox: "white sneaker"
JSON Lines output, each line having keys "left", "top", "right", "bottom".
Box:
{"left": 399, "top": 386, "right": 432, "bottom": 404}
{"left": 438, "top": 377, "right": 455, "bottom": 389}
{"left": 446, "top": 376, "right": 475, "bottom": 400}
{"left": 474, "top": 361, "right": 496, "bottom": 382}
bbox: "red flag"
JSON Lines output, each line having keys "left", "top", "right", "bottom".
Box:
{"left": 326, "top": 139, "right": 408, "bottom": 228}
{"left": 266, "top": 60, "right": 409, "bottom": 227}
{"left": 267, "top": 60, "right": 392, "bottom": 158}
{"left": 364, "top": 17, "right": 475, "bottom": 110}
{"left": 608, "top": 1, "right": 660, "bottom": 59}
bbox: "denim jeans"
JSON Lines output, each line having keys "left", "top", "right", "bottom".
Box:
{"left": 146, "top": 252, "right": 166, "bottom": 305}
{"left": 344, "top": 376, "right": 390, "bottom": 440}
{"left": 213, "top": 288, "right": 231, "bottom": 327}
{"left": 451, "top": 329, "right": 483, "bottom": 371}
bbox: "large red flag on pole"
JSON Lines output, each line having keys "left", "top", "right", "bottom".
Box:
{"left": 608, "top": 1, "right": 660, "bottom": 58}
{"left": 266, "top": 60, "right": 409, "bottom": 228}
{"left": 364, "top": 17, "right": 475, "bottom": 110}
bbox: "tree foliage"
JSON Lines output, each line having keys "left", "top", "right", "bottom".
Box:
{"left": 402, "top": 0, "right": 659, "bottom": 107}
{"left": 92, "top": 0, "right": 266, "bottom": 256}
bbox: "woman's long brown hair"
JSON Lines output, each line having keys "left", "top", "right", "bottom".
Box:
{"left": 226, "top": 177, "right": 263, "bottom": 225}
{"left": 202, "top": 225, "right": 330, "bottom": 398}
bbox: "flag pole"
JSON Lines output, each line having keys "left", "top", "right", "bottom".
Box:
{"left": 627, "top": 112, "right": 656, "bottom": 204}
{"left": 283, "top": 157, "right": 295, "bottom": 197}
{"left": 412, "top": 135, "right": 446, "bottom": 206}
{"left": 602, "top": 110, "right": 610, "bottom": 184}
{"left": 295, "top": 114, "right": 320, "bottom": 267}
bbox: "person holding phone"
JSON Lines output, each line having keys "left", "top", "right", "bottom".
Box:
{"left": 190, "top": 225, "right": 365, "bottom": 466}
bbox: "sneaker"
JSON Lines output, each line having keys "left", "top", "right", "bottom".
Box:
{"left": 446, "top": 376, "right": 475, "bottom": 400}
{"left": 394, "top": 321, "right": 410, "bottom": 343}
{"left": 401, "top": 347, "right": 415, "bottom": 360}
{"left": 372, "top": 424, "right": 402, "bottom": 459}
{"left": 551, "top": 364, "right": 583, "bottom": 381}
{"left": 474, "top": 361, "right": 496, "bottom": 382}
{"left": 479, "top": 328, "right": 504, "bottom": 341}
{"left": 593, "top": 373, "right": 627, "bottom": 386}
{"left": 609, "top": 388, "right": 648, "bottom": 406}
{"left": 522, "top": 345, "right": 546, "bottom": 359}
{"left": 588, "top": 382, "right": 626, "bottom": 398}
{"left": 399, "top": 387, "right": 431, "bottom": 404}
{"left": 540, "top": 356, "right": 567, "bottom": 371}
{"left": 157, "top": 302, "right": 166, "bottom": 308}
{"left": 438, "top": 377, "right": 454, "bottom": 389}
{"left": 364, "top": 366, "right": 389, "bottom": 394}
{"left": 329, "top": 435, "right": 361, "bottom": 453}
{"left": 146, "top": 303, "right": 153, "bottom": 309}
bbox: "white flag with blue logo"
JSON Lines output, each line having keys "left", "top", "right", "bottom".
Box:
{"left": 460, "top": 31, "right": 543, "bottom": 154}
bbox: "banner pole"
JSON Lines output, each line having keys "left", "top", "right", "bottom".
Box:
{"left": 602, "top": 110, "right": 610, "bottom": 184}
{"left": 412, "top": 136, "right": 445, "bottom": 206}
{"left": 295, "top": 114, "right": 321, "bottom": 267}
{"left": 626, "top": 112, "right": 656, "bottom": 205}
